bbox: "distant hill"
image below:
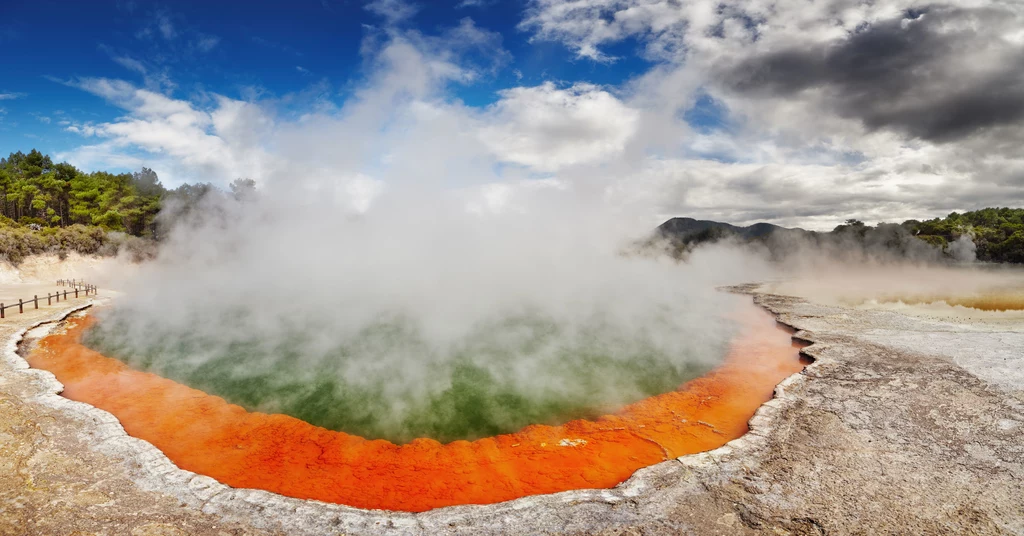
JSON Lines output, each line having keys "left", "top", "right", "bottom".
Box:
{"left": 657, "top": 217, "right": 794, "bottom": 242}
{"left": 653, "top": 216, "right": 975, "bottom": 263}
{"left": 655, "top": 209, "right": 1024, "bottom": 264}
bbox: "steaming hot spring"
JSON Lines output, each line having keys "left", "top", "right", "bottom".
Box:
{"left": 25, "top": 198, "right": 808, "bottom": 512}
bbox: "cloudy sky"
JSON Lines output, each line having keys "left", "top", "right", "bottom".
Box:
{"left": 1, "top": 0, "right": 1022, "bottom": 229}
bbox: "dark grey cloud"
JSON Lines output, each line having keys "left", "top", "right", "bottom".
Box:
{"left": 718, "top": 5, "right": 1024, "bottom": 143}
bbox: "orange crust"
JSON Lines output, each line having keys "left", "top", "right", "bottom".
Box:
{"left": 28, "top": 306, "right": 805, "bottom": 512}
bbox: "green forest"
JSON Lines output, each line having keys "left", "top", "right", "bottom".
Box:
{"left": 0, "top": 149, "right": 252, "bottom": 263}
{"left": 1, "top": 149, "right": 163, "bottom": 233}
{"left": 903, "top": 208, "right": 1024, "bottom": 263}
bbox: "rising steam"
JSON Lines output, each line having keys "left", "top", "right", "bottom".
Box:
{"left": 85, "top": 187, "right": 772, "bottom": 442}
{"left": 73, "top": 17, "right": 1022, "bottom": 444}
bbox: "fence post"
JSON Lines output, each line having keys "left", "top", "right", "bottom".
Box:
{"left": 63, "top": 290, "right": 67, "bottom": 300}
{"left": 75, "top": 288, "right": 78, "bottom": 298}
{"left": 34, "top": 295, "right": 38, "bottom": 309}
{"left": 1, "top": 304, "right": 4, "bottom": 319}
{"left": 48, "top": 293, "right": 52, "bottom": 305}
{"left": 18, "top": 299, "right": 23, "bottom": 314}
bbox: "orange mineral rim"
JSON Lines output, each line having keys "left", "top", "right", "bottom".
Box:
{"left": 27, "top": 303, "right": 806, "bottom": 512}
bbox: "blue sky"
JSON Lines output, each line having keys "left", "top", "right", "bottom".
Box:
{"left": 0, "top": 0, "right": 658, "bottom": 165}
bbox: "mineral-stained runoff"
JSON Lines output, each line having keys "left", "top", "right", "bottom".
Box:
{"left": 26, "top": 303, "right": 805, "bottom": 512}
{"left": 859, "top": 291, "right": 1024, "bottom": 311}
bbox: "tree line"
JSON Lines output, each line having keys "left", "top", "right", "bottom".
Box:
{"left": 903, "top": 208, "right": 1024, "bottom": 263}
{"left": 0, "top": 149, "right": 252, "bottom": 263}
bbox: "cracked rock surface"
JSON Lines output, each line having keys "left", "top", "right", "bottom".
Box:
{"left": 1, "top": 285, "right": 1022, "bottom": 535}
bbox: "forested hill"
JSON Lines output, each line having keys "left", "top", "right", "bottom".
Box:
{"left": 658, "top": 209, "right": 1024, "bottom": 264}
{"left": 904, "top": 209, "right": 1024, "bottom": 264}
{"left": 0, "top": 149, "right": 251, "bottom": 263}
{"left": 1, "top": 149, "right": 163, "bottom": 235}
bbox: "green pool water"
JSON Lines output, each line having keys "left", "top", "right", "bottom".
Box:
{"left": 84, "top": 309, "right": 733, "bottom": 444}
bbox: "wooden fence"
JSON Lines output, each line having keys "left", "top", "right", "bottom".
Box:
{"left": 0, "top": 279, "right": 98, "bottom": 319}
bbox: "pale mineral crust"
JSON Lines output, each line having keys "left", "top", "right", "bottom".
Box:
{"left": 1, "top": 284, "right": 1022, "bottom": 535}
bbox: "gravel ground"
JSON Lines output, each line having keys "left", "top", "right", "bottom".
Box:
{"left": 1, "top": 283, "right": 1021, "bottom": 535}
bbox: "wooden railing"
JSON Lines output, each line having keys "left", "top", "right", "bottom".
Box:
{"left": 57, "top": 279, "right": 96, "bottom": 293}
{"left": 0, "top": 279, "right": 98, "bottom": 319}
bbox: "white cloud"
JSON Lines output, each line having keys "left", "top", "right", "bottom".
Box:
{"left": 58, "top": 142, "right": 148, "bottom": 173}
{"left": 365, "top": 0, "right": 419, "bottom": 25}
{"left": 520, "top": 0, "right": 688, "bottom": 61}
{"left": 113, "top": 55, "right": 147, "bottom": 74}
{"left": 194, "top": 34, "right": 220, "bottom": 52}
{"left": 58, "top": 2, "right": 1024, "bottom": 228}
{"left": 480, "top": 82, "right": 639, "bottom": 171}
{"left": 514, "top": 0, "right": 1024, "bottom": 226}
{"left": 103, "top": 44, "right": 177, "bottom": 94}
{"left": 63, "top": 78, "right": 274, "bottom": 185}
{"left": 65, "top": 124, "right": 97, "bottom": 136}
{"left": 0, "top": 92, "right": 25, "bottom": 100}
{"left": 61, "top": 19, "right": 512, "bottom": 196}
{"left": 157, "top": 11, "right": 176, "bottom": 40}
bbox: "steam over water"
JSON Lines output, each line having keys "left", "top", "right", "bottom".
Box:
{"left": 85, "top": 303, "right": 736, "bottom": 443}
{"left": 83, "top": 191, "right": 758, "bottom": 443}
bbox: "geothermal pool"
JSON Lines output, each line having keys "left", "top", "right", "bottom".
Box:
{"left": 27, "top": 301, "right": 806, "bottom": 512}
{"left": 80, "top": 307, "right": 727, "bottom": 444}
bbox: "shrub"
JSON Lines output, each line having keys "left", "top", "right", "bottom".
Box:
{"left": 0, "top": 226, "right": 46, "bottom": 264}
{"left": 101, "top": 231, "right": 158, "bottom": 262}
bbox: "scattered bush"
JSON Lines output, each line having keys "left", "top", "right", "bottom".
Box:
{"left": 0, "top": 223, "right": 159, "bottom": 265}
{"left": 0, "top": 226, "right": 47, "bottom": 264}
{"left": 100, "top": 231, "right": 158, "bottom": 262}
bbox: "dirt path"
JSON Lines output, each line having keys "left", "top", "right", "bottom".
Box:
{"left": 1, "top": 283, "right": 1022, "bottom": 535}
